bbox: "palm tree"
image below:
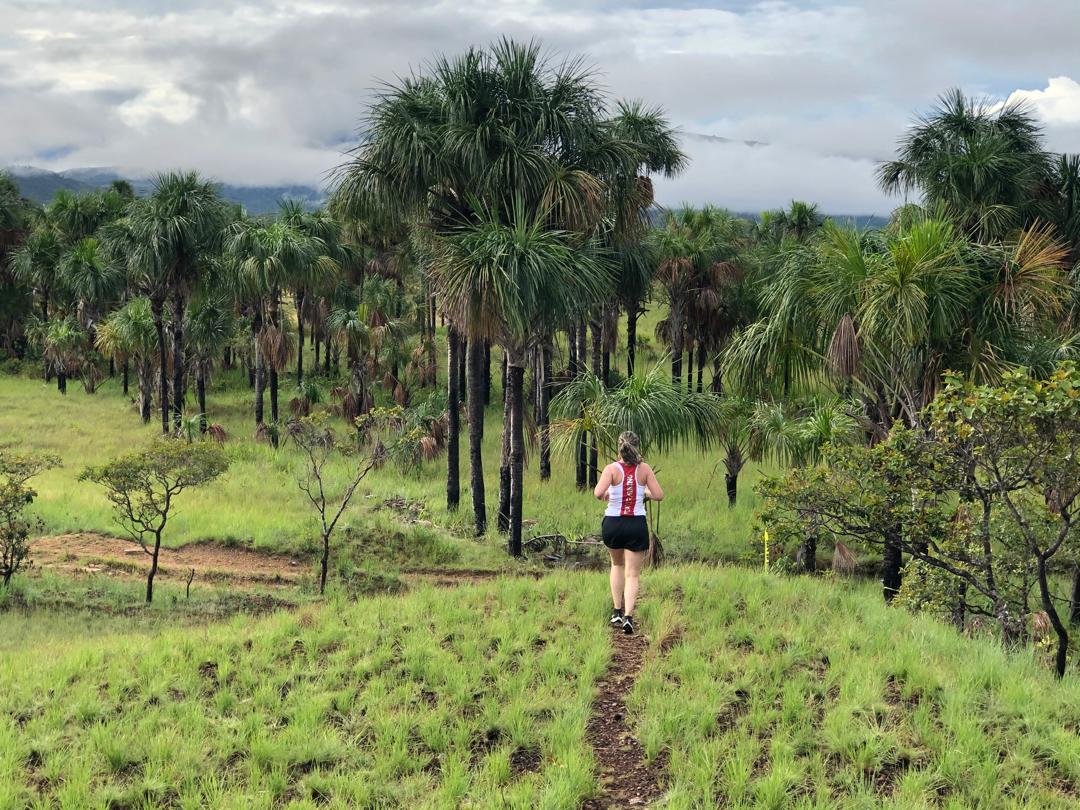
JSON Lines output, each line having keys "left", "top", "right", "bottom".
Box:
{"left": 653, "top": 207, "right": 745, "bottom": 388}
{"left": 226, "top": 212, "right": 336, "bottom": 426}
{"left": 8, "top": 216, "right": 62, "bottom": 379}
{"left": 0, "top": 174, "right": 31, "bottom": 356}
{"left": 878, "top": 89, "right": 1053, "bottom": 242}
{"left": 552, "top": 362, "right": 723, "bottom": 461}
{"left": 278, "top": 202, "right": 346, "bottom": 387}
{"left": 127, "top": 172, "right": 227, "bottom": 433}
{"left": 335, "top": 39, "right": 679, "bottom": 540}
{"left": 36, "top": 315, "right": 85, "bottom": 394}
{"left": 186, "top": 292, "right": 237, "bottom": 432}
{"left": 1050, "top": 154, "right": 1080, "bottom": 269}
{"left": 439, "top": 205, "right": 610, "bottom": 555}
{"left": 727, "top": 212, "right": 1068, "bottom": 437}
{"left": 96, "top": 297, "right": 158, "bottom": 422}
{"left": 604, "top": 101, "right": 687, "bottom": 378}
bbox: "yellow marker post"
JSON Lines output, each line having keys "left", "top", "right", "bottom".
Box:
{"left": 763, "top": 529, "right": 770, "bottom": 572}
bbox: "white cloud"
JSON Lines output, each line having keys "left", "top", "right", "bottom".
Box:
{"left": 2, "top": 0, "right": 1080, "bottom": 211}
{"left": 1008, "top": 76, "right": 1080, "bottom": 125}
{"left": 118, "top": 83, "right": 199, "bottom": 126}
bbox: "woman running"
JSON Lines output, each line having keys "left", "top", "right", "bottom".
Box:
{"left": 594, "top": 431, "right": 664, "bottom": 635}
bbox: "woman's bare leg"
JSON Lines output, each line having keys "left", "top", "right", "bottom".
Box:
{"left": 624, "top": 550, "right": 645, "bottom": 616}
{"left": 609, "top": 549, "right": 625, "bottom": 609}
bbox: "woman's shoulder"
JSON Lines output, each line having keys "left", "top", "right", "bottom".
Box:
{"left": 637, "top": 460, "right": 654, "bottom": 474}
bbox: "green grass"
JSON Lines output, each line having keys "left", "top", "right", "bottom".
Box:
{"left": 0, "top": 360, "right": 767, "bottom": 564}
{"left": 0, "top": 574, "right": 609, "bottom": 809}
{"left": 4, "top": 566, "right": 1080, "bottom": 808}
{"left": 634, "top": 568, "right": 1080, "bottom": 809}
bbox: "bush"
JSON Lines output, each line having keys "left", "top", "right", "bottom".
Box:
{"left": 758, "top": 363, "right": 1080, "bottom": 677}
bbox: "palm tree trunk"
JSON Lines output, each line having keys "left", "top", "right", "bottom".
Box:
{"left": 711, "top": 355, "right": 723, "bottom": 394}
{"left": 171, "top": 291, "right": 186, "bottom": 433}
{"left": 138, "top": 362, "right": 152, "bottom": 423}
{"left": 314, "top": 328, "right": 320, "bottom": 370}
{"left": 725, "top": 447, "right": 742, "bottom": 508}
{"left": 458, "top": 336, "right": 467, "bottom": 402}
{"left": 507, "top": 346, "right": 526, "bottom": 557}
{"left": 268, "top": 294, "right": 280, "bottom": 423}
{"left": 626, "top": 304, "right": 638, "bottom": 378}
{"left": 671, "top": 337, "right": 682, "bottom": 386}
{"left": 197, "top": 370, "right": 208, "bottom": 433}
{"left": 122, "top": 359, "right": 129, "bottom": 396}
{"left": 539, "top": 335, "right": 552, "bottom": 481}
{"left": 482, "top": 341, "right": 491, "bottom": 406}
{"left": 296, "top": 291, "right": 305, "bottom": 385}
{"left": 467, "top": 338, "right": 486, "bottom": 535}
{"left": 41, "top": 297, "right": 51, "bottom": 382}
{"left": 152, "top": 296, "right": 169, "bottom": 435}
{"left": 57, "top": 370, "right": 66, "bottom": 395}
{"left": 576, "top": 319, "right": 587, "bottom": 490}
{"left": 498, "top": 353, "right": 511, "bottom": 533}
{"left": 589, "top": 316, "right": 601, "bottom": 487}
{"left": 696, "top": 343, "right": 706, "bottom": 393}
{"left": 253, "top": 312, "right": 265, "bottom": 425}
{"left": 446, "top": 328, "right": 461, "bottom": 512}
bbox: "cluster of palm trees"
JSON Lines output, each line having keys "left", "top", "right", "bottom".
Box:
{"left": 5, "top": 51, "right": 1080, "bottom": 578}
{"left": 335, "top": 39, "right": 685, "bottom": 554}
{"left": 1, "top": 172, "right": 426, "bottom": 443}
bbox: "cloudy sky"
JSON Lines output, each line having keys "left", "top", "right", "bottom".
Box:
{"left": 3, "top": 0, "right": 1079, "bottom": 214}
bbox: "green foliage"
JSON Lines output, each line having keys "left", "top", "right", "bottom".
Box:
{"left": 758, "top": 363, "right": 1080, "bottom": 676}
{"left": 878, "top": 89, "right": 1053, "bottom": 241}
{"left": 80, "top": 440, "right": 230, "bottom": 549}
{"left": 0, "top": 452, "right": 60, "bottom": 586}
{"left": 551, "top": 363, "right": 722, "bottom": 459}
{"left": 726, "top": 211, "right": 1069, "bottom": 435}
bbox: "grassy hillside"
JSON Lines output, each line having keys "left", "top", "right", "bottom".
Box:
{"left": 0, "top": 365, "right": 764, "bottom": 564}
{"left": 4, "top": 567, "right": 1080, "bottom": 808}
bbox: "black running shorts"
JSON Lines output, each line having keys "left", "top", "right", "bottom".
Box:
{"left": 601, "top": 516, "right": 649, "bottom": 552}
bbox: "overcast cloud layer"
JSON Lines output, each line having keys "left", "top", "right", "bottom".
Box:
{"left": 3, "top": 0, "right": 1079, "bottom": 214}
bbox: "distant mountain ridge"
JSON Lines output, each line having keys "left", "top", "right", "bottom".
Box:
{"left": 5, "top": 166, "right": 328, "bottom": 215}
{"left": 5, "top": 165, "right": 888, "bottom": 228}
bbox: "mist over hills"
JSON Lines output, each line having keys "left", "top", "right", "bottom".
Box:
{"left": 5, "top": 164, "right": 888, "bottom": 227}
{"left": 5, "top": 166, "right": 327, "bottom": 215}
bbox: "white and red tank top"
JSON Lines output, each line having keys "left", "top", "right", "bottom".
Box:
{"left": 605, "top": 462, "right": 646, "bottom": 517}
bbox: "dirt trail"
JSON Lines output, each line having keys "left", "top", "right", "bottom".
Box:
{"left": 583, "top": 630, "right": 667, "bottom": 808}
{"left": 30, "top": 534, "right": 530, "bottom": 591}
{"left": 31, "top": 533, "right": 307, "bottom": 587}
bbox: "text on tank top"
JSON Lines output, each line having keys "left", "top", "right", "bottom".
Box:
{"left": 605, "top": 462, "right": 646, "bottom": 517}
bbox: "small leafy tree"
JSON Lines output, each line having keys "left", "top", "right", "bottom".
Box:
{"left": 759, "top": 364, "right": 1080, "bottom": 677}
{"left": 290, "top": 416, "right": 373, "bottom": 594}
{"left": 80, "top": 441, "right": 229, "bottom": 603}
{"left": 0, "top": 452, "right": 60, "bottom": 586}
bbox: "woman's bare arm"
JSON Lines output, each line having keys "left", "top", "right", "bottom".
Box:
{"left": 593, "top": 465, "right": 613, "bottom": 500}
{"left": 640, "top": 462, "right": 664, "bottom": 501}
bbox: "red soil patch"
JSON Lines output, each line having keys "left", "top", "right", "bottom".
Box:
{"left": 583, "top": 630, "right": 666, "bottom": 808}
{"left": 31, "top": 533, "right": 307, "bottom": 587}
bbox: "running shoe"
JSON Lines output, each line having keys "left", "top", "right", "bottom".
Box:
{"left": 609, "top": 607, "right": 624, "bottom": 626}
{"left": 622, "top": 615, "right": 635, "bottom": 635}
